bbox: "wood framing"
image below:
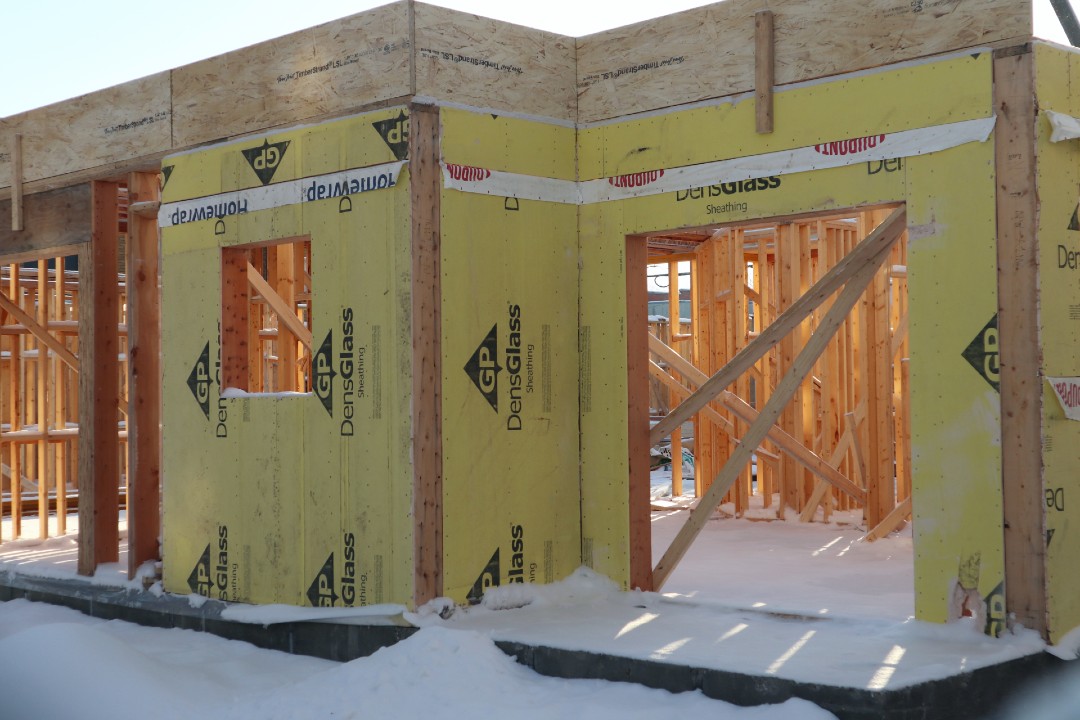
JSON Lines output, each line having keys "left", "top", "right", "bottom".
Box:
{"left": 755, "top": 11, "right": 775, "bottom": 134}
{"left": 126, "top": 171, "right": 162, "bottom": 577}
{"left": 220, "top": 249, "right": 251, "bottom": 392}
{"left": 11, "top": 134, "right": 22, "bottom": 232}
{"left": 653, "top": 210, "right": 904, "bottom": 588}
{"left": 0, "top": 185, "right": 91, "bottom": 258}
{"left": 78, "top": 181, "right": 121, "bottom": 575}
{"left": 627, "top": 235, "right": 653, "bottom": 591}
{"left": 993, "top": 45, "right": 1046, "bottom": 636}
{"left": 411, "top": 102, "right": 443, "bottom": 604}
{"left": 576, "top": 0, "right": 1030, "bottom": 122}
{"left": 650, "top": 208, "right": 908, "bottom": 446}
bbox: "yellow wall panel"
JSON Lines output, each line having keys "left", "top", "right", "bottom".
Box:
{"left": 161, "top": 107, "right": 414, "bottom": 608}
{"left": 440, "top": 107, "right": 577, "bottom": 180}
{"left": 439, "top": 189, "right": 581, "bottom": 603}
{"left": 1035, "top": 43, "right": 1080, "bottom": 644}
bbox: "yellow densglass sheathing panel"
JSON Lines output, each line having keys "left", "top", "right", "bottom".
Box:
{"left": 579, "top": 53, "right": 993, "bottom": 180}
{"left": 161, "top": 106, "right": 414, "bottom": 607}
{"left": 161, "top": 245, "right": 246, "bottom": 602}
{"left": 906, "top": 140, "right": 1004, "bottom": 631}
{"left": 1035, "top": 42, "right": 1080, "bottom": 645}
{"left": 161, "top": 108, "right": 409, "bottom": 203}
{"left": 439, "top": 107, "right": 577, "bottom": 180}
{"left": 440, "top": 188, "right": 580, "bottom": 604}
{"left": 302, "top": 174, "right": 414, "bottom": 609}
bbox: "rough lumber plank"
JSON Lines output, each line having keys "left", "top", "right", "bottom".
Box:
{"left": 576, "top": 0, "right": 1030, "bottom": 122}
{"left": 653, "top": 223, "right": 901, "bottom": 589}
{"left": 410, "top": 102, "right": 443, "bottom": 605}
{"left": 993, "top": 47, "right": 1046, "bottom": 637}
{"left": 718, "top": 391, "right": 865, "bottom": 503}
{"left": 78, "top": 181, "right": 121, "bottom": 575}
{"left": 799, "top": 399, "right": 867, "bottom": 522}
{"left": 0, "top": 73, "right": 171, "bottom": 190}
{"left": 864, "top": 496, "right": 913, "bottom": 542}
{"left": 126, "top": 171, "right": 162, "bottom": 577}
{"left": 863, "top": 213, "right": 895, "bottom": 529}
{"left": 755, "top": 11, "right": 775, "bottom": 134}
{"left": 667, "top": 262, "right": 683, "bottom": 496}
{"left": 248, "top": 261, "right": 312, "bottom": 351}
{"left": 220, "top": 250, "right": 250, "bottom": 392}
{"left": 650, "top": 206, "right": 907, "bottom": 446}
{"left": 11, "top": 134, "right": 22, "bottom": 231}
{"left": 171, "top": 5, "right": 411, "bottom": 147}
{"left": 413, "top": 3, "right": 577, "bottom": 121}
{"left": 627, "top": 235, "right": 653, "bottom": 591}
{"left": 36, "top": 260, "right": 48, "bottom": 538}
{"left": 0, "top": 185, "right": 91, "bottom": 259}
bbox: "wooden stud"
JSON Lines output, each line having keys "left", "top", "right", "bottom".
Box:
{"left": 78, "top": 181, "right": 121, "bottom": 575}
{"left": 667, "top": 260, "right": 683, "bottom": 497}
{"left": 8, "top": 265, "right": 20, "bottom": 539}
{"left": 36, "top": 260, "right": 48, "bottom": 538}
{"left": 862, "top": 213, "right": 896, "bottom": 529}
{"left": 53, "top": 256, "right": 68, "bottom": 536}
{"left": 410, "top": 102, "right": 443, "bottom": 605}
{"left": 993, "top": 46, "right": 1046, "bottom": 637}
{"left": 126, "top": 171, "right": 162, "bottom": 578}
{"left": 653, "top": 221, "right": 902, "bottom": 589}
{"left": 754, "top": 11, "right": 775, "bottom": 134}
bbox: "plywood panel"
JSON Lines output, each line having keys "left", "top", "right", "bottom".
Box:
{"left": 0, "top": 185, "right": 91, "bottom": 259}
{"left": 171, "top": 4, "right": 411, "bottom": 147}
{"left": 0, "top": 73, "right": 171, "bottom": 190}
{"left": 577, "top": 0, "right": 1029, "bottom": 123}
{"left": 413, "top": 3, "right": 576, "bottom": 121}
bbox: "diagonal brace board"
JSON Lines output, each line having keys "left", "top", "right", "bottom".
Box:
{"left": 0, "top": 290, "right": 79, "bottom": 370}
{"left": 649, "top": 206, "right": 907, "bottom": 447}
{"left": 652, "top": 209, "right": 905, "bottom": 589}
{"left": 246, "top": 261, "right": 312, "bottom": 351}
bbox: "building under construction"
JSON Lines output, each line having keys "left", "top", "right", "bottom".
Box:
{"left": 0, "top": 0, "right": 1077, "bottom": 667}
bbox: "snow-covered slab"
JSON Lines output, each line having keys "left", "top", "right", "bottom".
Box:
{"left": 423, "top": 568, "right": 1046, "bottom": 691}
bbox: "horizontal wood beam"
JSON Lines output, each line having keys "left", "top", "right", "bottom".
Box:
{"left": 0, "top": 185, "right": 91, "bottom": 260}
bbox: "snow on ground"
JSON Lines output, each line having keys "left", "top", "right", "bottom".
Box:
{"left": 0, "top": 481, "right": 1055, "bottom": 716}
{"left": 0, "top": 598, "right": 832, "bottom": 720}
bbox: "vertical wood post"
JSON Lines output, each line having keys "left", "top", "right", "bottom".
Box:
{"left": 411, "top": 102, "right": 444, "bottom": 605}
{"left": 11, "top": 134, "right": 23, "bottom": 232}
{"left": 126, "top": 171, "right": 162, "bottom": 578}
{"left": 626, "top": 235, "right": 653, "bottom": 591}
{"left": 220, "top": 249, "right": 250, "bottom": 391}
{"left": 78, "top": 181, "right": 121, "bottom": 575}
{"left": 993, "top": 46, "right": 1046, "bottom": 638}
{"left": 755, "top": 11, "right": 775, "bottom": 134}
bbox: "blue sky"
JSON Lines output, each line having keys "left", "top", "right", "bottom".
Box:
{"left": 0, "top": 0, "right": 1073, "bottom": 118}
